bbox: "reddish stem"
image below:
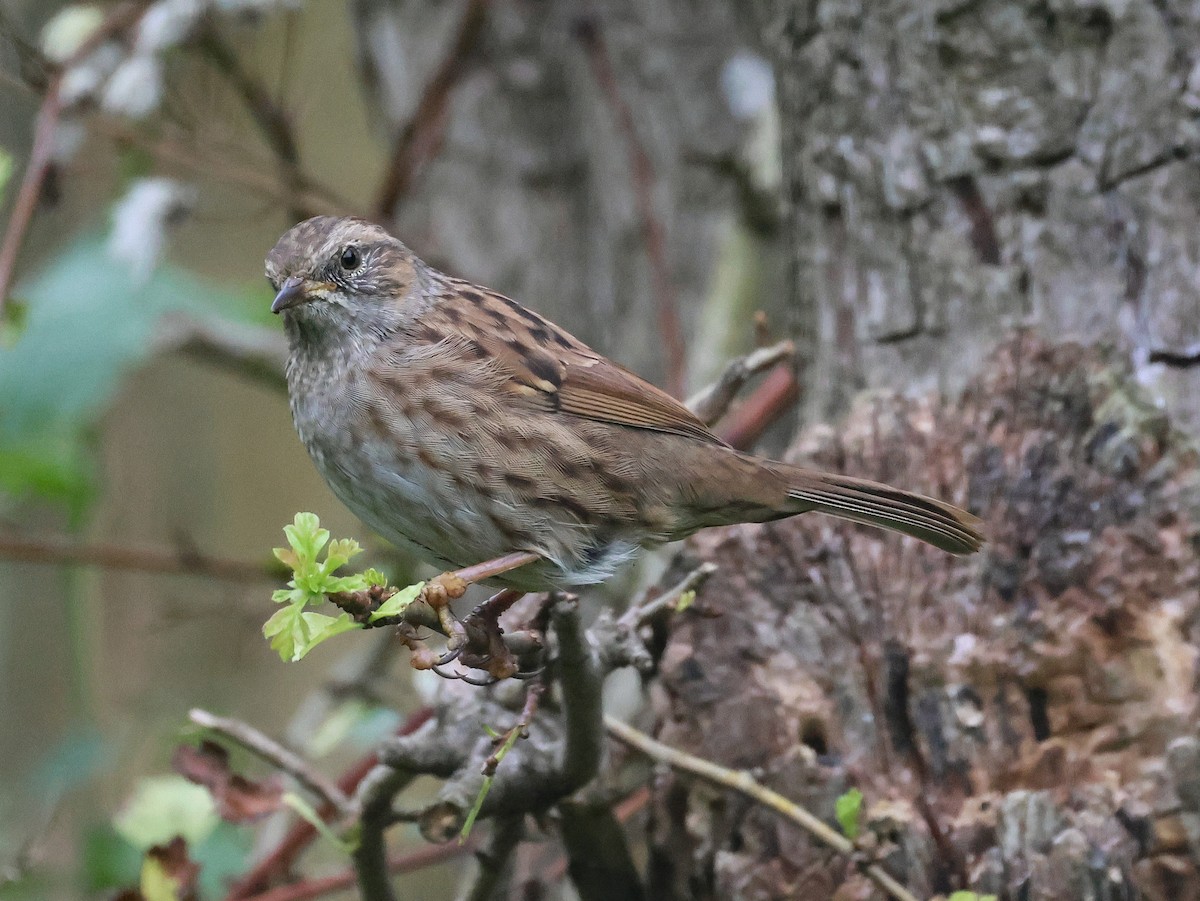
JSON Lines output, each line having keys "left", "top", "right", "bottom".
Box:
{"left": 225, "top": 707, "right": 435, "bottom": 900}
{"left": 241, "top": 839, "right": 473, "bottom": 901}
{"left": 0, "top": 1, "right": 150, "bottom": 315}
{"left": 575, "top": 18, "right": 687, "bottom": 398}
{"left": 716, "top": 364, "right": 801, "bottom": 451}
{"left": 373, "top": 0, "right": 490, "bottom": 218}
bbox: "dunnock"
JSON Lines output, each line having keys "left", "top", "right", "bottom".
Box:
{"left": 267, "top": 216, "right": 982, "bottom": 592}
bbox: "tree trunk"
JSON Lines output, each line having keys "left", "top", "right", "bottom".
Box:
{"left": 761, "top": 0, "right": 1200, "bottom": 429}
{"left": 356, "top": 2, "right": 1200, "bottom": 898}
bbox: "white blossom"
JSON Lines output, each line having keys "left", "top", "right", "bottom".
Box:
{"left": 721, "top": 52, "right": 775, "bottom": 122}
{"left": 721, "top": 51, "right": 782, "bottom": 194}
{"left": 40, "top": 4, "right": 105, "bottom": 64}
{"left": 108, "top": 178, "right": 197, "bottom": 283}
{"left": 136, "top": 0, "right": 206, "bottom": 53}
{"left": 101, "top": 53, "right": 164, "bottom": 119}
{"left": 58, "top": 41, "right": 124, "bottom": 109}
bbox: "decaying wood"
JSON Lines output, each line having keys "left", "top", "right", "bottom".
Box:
{"left": 646, "top": 334, "right": 1200, "bottom": 900}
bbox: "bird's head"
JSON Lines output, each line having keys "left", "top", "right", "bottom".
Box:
{"left": 265, "top": 216, "right": 420, "bottom": 343}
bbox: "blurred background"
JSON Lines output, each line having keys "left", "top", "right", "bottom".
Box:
{"left": 4, "top": 0, "right": 1200, "bottom": 898}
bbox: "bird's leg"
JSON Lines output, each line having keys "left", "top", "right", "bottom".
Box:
{"left": 436, "top": 587, "right": 525, "bottom": 681}
{"left": 423, "top": 552, "right": 540, "bottom": 668}
{"left": 465, "top": 589, "right": 527, "bottom": 628}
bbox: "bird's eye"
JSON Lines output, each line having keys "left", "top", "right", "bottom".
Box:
{"left": 339, "top": 246, "right": 362, "bottom": 271}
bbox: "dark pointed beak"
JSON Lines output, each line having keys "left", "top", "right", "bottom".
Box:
{"left": 271, "top": 276, "right": 309, "bottom": 314}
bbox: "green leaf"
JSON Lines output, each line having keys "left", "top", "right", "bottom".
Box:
{"left": 264, "top": 606, "right": 361, "bottom": 662}
{"left": 2, "top": 235, "right": 270, "bottom": 510}
{"left": 280, "top": 792, "right": 356, "bottom": 855}
{"left": 0, "top": 147, "right": 13, "bottom": 207}
{"left": 835, "top": 788, "right": 863, "bottom": 841}
{"left": 140, "top": 854, "right": 180, "bottom": 901}
{"left": 271, "top": 587, "right": 304, "bottom": 605}
{"left": 675, "top": 589, "right": 696, "bottom": 612}
{"left": 369, "top": 581, "right": 425, "bottom": 622}
{"left": 948, "top": 894, "right": 998, "bottom": 901}
{"left": 295, "top": 612, "right": 360, "bottom": 659}
{"left": 263, "top": 603, "right": 305, "bottom": 661}
{"left": 82, "top": 825, "right": 142, "bottom": 892}
{"left": 323, "top": 538, "right": 363, "bottom": 572}
{"left": 113, "top": 776, "right": 217, "bottom": 850}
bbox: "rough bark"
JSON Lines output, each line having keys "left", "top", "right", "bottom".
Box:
{"left": 350, "top": 3, "right": 1200, "bottom": 898}
{"left": 352, "top": 0, "right": 786, "bottom": 393}
{"left": 760, "top": 0, "right": 1200, "bottom": 431}
{"left": 649, "top": 335, "right": 1200, "bottom": 899}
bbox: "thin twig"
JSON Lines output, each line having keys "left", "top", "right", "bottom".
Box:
{"left": 686, "top": 340, "right": 794, "bottom": 425}
{"left": 156, "top": 314, "right": 288, "bottom": 393}
{"left": 226, "top": 707, "right": 435, "bottom": 901}
{"left": 604, "top": 716, "right": 921, "bottom": 901}
{"left": 189, "top": 709, "right": 352, "bottom": 818}
{"left": 618, "top": 561, "right": 717, "bottom": 631}
{"left": 0, "top": 1, "right": 151, "bottom": 316}
{"left": 483, "top": 682, "right": 544, "bottom": 777}
{"left": 0, "top": 82, "right": 61, "bottom": 317}
{"left": 0, "top": 532, "right": 282, "bottom": 582}
{"left": 575, "top": 18, "right": 687, "bottom": 398}
{"left": 89, "top": 117, "right": 352, "bottom": 217}
{"left": 196, "top": 25, "right": 311, "bottom": 221}
{"left": 373, "top": 0, "right": 490, "bottom": 218}
{"left": 450, "top": 551, "right": 540, "bottom": 585}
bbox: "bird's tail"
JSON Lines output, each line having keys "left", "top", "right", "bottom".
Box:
{"left": 776, "top": 465, "right": 984, "bottom": 554}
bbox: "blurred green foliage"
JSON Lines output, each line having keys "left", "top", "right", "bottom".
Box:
{"left": 3, "top": 236, "right": 270, "bottom": 514}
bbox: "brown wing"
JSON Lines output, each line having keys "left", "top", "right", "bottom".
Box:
{"left": 429, "top": 279, "right": 728, "bottom": 446}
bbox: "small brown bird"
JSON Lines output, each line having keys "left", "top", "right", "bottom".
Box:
{"left": 267, "top": 216, "right": 983, "bottom": 592}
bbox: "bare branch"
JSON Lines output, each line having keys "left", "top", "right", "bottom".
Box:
{"left": 352, "top": 723, "right": 475, "bottom": 901}
{"left": 0, "top": 1, "right": 153, "bottom": 316}
{"left": 195, "top": 25, "right": 311, "bottom": 221}
{"left": 89, "top": 117, "right": 353, "bottom": 217}
{"left": 685, "top": 340, "right": 794, "bottom": 425}
{"left": 604, "top": 716, "right": 922, "bottom": 901}
{"left": 373, "top": 0, "right": 490, "bottom": 218}
{"left": 557, "top": 801, "right": 645, "bottom": 901}
{"left": 459, "top": 815, "right": 523, "bottom": 901}
{"left": 0, "top": 532, "right": 281, "bottom": 582}
{"left": 189, "top": 709, "right": 352, "bottom": 818}
{"left": 226, "top": 706, "right": 436, "bottom": 901}
{"left": 550, "top": 596, "right": 604, "bottom": 794}
{"left": 156, "top": 314, "right": 288, "bottom": 393}
{"left": 619, "top": 561, "right": 717, "bottom": 631}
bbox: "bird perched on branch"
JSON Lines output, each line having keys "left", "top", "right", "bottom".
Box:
{"left": 267, "top": 216, "right": 983, "bottom": 592}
